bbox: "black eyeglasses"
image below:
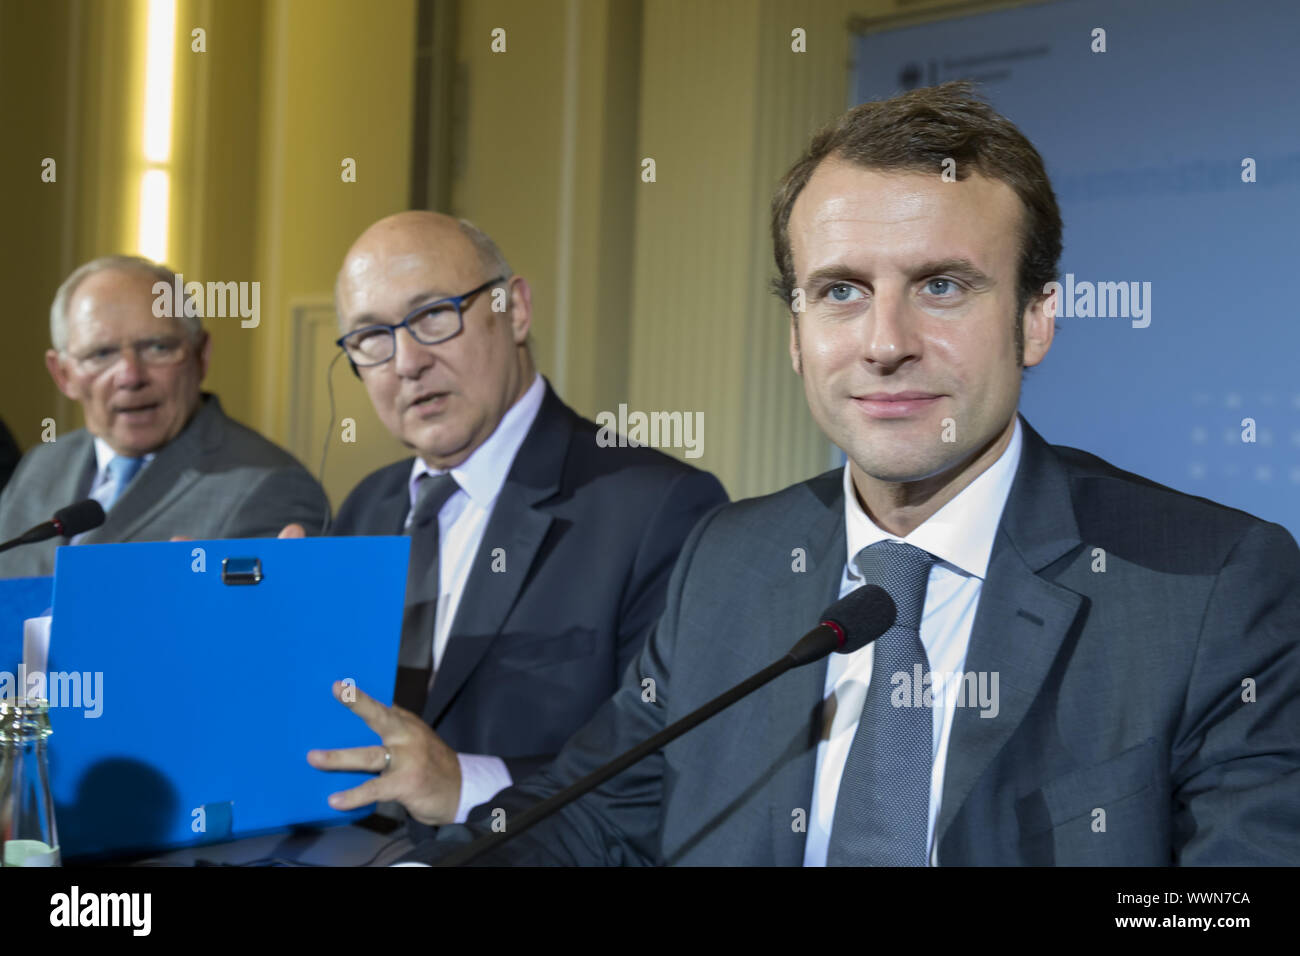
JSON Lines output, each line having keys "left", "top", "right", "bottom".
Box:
{"left": 335, "top": 276, "right": 507, "bottom": 367}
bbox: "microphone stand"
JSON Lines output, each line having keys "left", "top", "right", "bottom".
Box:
{"left": 434, "top": 583, "right": 894, "bottom": 868}
{"left": 435, "top": 653, "right": 801, "bottom": 867}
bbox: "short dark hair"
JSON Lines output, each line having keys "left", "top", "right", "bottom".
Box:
{"left": 770, "top": 81, "right": 1063, "bottom": 361}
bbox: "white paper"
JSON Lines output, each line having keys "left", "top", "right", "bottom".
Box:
{"left": 23, "top": 614, "right": 52, "bottom": 679}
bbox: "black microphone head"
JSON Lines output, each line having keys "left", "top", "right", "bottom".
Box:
{"left": 821, "top": 584, "right": 896, "bottom": 655}
{"left": 52, "top": 499, "right": 106, "bottom": 537}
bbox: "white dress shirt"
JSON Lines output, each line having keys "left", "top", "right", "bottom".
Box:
{"left": 802, "top": 416, "right": 1023, "bottom": 866}
{"left": 406, "top": 372, "right": 545, "bottom": 822}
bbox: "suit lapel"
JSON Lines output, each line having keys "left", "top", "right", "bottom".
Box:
{"left": 374, "top": 462, "right": 416, "bottom": 536}
{"left": 422, "top": 383, "right": 570, "bottom": 727}
{"left": 55, "top": 432, "right": 97, "bottom": 510}
{"left": 765, "top": 472, "right": 845, "bottom": 866}
{"left": 933, "top": 416, "right": 1086, "bottom": 855}
{"left": 93, "top": 395, "right": 223, "bottom": 543}
{"left": 381, "top": 486, "right": 411, "bottom": 535}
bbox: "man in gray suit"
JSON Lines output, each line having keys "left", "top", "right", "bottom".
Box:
{"left": 401, "top": 81, "right": 1300, "bottom": 866}
{"left": 0, "top": 255, "right": 329, "bottom": 579}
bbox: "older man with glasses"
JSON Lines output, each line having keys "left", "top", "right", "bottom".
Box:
{"left": 0, "top": 255, "right": 330, "bottom": 579}
{"left": 301, "top": 211, "right": 727, "bottom": 840}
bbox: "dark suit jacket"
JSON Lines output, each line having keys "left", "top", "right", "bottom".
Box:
{"left": 331, "top": 381, "right": 728, "bottom": 793}
{"left": 0, "top": 394, "right": 330, "bottom": 579}
{"left": 408, "top": 414, "right": 1300, "bottom": 865}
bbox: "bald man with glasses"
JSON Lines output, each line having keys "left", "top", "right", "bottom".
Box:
{"left": 302, "top": 212, "right": 727, "bottom": 839}
{"left": 0, "top": 255, "right": 329, "bottom": 579}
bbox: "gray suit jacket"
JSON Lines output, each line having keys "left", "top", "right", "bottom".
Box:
{"left": 409, "top": 414, "right": 1300, "bottom": 865}
{"left": 0, "top": 394, "right": 330, "bottom": 578}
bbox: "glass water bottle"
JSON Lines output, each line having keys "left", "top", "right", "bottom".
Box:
{"left": 0, "top": 698, "right": 61, "bottom": 866}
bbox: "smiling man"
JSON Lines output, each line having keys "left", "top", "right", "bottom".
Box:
{"left": 786, "top": 157, "right": 1041, "bottom": 540}
{"left": 305, "top": 212, "right": 726, "bottom": 837}
{"left": 399, "top": 81, "right": 1300, "bottom": 867}
{"left": 0, "top": 255, "right": 329, "bottom": 579}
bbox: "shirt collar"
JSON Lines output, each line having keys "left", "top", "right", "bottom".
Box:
{"left": 408, "top": 372, "right": 546, "bottom": 508}
{"left": 92, "top": 436, "right": 157, "bottom": 474}
{"left": 843, "top": 415, "right": 1023, "bottom": 581}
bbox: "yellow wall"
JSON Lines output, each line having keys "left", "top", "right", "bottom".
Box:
{"left": 0, "top": 0, "right": 71, "bottom": 452}
{"left": 250, "top": 0, "right": 417, "bottom": 508}
{"left": 0, "top": 0, "right": 140, "bottom": 449}
{"left": 170, "top": 0, "right": 265, "bottom": 433}
{"left": 449, "top": 0, "right": 646, "bottom": 430}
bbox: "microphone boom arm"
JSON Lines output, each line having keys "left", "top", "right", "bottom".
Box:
{"left": 435, "top": 649, "right": 804, "bottom": 867}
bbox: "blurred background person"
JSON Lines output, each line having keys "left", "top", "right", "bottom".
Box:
{"left": 0, "top": 255, "right": 329, "bottom": 578}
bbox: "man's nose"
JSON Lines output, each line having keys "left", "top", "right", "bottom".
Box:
{"left": 391, "top": 326, "right": 435, "bottom": 378}
{"left": 113, "top": 347, "right": 149, "bottom": 386}
{"left": 859, "top": 288, "right": 921, "bottom": 370}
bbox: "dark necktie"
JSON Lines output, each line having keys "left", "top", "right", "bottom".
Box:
{"left": 394, "top": 472, "right": 460, "bottom": 715}
{"left": 826, "top": 540, "right": 936, "bottom": 866}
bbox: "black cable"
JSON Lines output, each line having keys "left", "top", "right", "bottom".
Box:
{"left": 190, "top": 832, "right": 406, "bottom": 867}
{"left": 352, "top": 833, "right": 409, "bottom": 868}
{"left": 316, "top": 350, "right": 346, "bottom": 534}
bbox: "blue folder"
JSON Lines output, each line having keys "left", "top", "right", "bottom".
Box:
{"left": 44, "top": 536, "right": 409, "bottom": 861}
{"left": 0, "top": 575, "right": 53, "bottom": 675}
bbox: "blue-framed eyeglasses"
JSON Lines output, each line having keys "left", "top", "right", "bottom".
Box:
{"left": 335, "top": 275, "right": 507, "bottom": 369}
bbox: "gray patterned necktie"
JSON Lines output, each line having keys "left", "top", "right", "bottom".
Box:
{"left": 394, "top": 472, "right": 460, "bottom": 714}
{"left": 826, "top": 540, "right": 936, "bottom": 866}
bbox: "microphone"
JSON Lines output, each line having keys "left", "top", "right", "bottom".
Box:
{"left": 0, "top": 499, "right": 106, "bottom": 554}
{"left": 434, "top": 584, "right": 897, "bottom": 866}
{"left": 786, "top": 582, "right": 896, "bottom": 665}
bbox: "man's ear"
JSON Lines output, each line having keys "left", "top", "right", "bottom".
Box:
{"left": 45, "top": 349, "right": 78, "bottom": 400}
{"left": 195, "top": 331, "right": 213, "bottom": 381}
{"left": 1022, "top": 287, "right": 1056, "bottom": 369}
{"left": 789, "top": 314, "right": 802, "bottom": 376}
{"left": 506, "top": 277, "right": 533, "bottom": 344}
